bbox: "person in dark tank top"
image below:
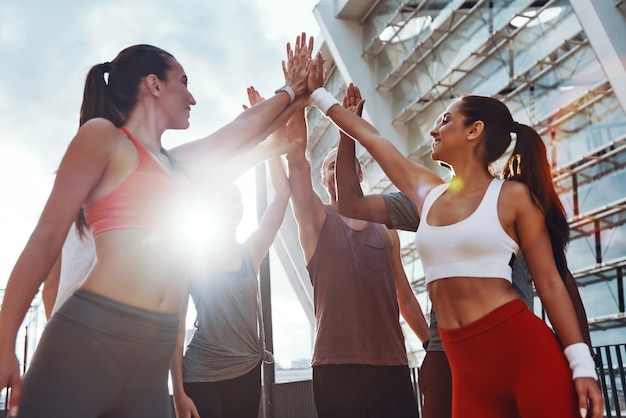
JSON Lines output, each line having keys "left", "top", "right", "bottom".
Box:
{"left": 286, "top": 90, "right": 430, "bottom": 417}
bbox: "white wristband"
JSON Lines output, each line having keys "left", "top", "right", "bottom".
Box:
{"left": 275, "top": 84, "right": 295, "bottom": 103}
{"left": 564, "top": 343, "right": 597, "bottom": 380}
{"left": 311, "top": 87, "right": 340, "bottom": 115}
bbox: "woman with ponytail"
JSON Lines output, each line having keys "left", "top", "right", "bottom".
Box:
{"left": 309, "top": 58, "right": 602, "bottom": 417}
{"left": 0, "top": 35, "right": 312, "bottom": 418}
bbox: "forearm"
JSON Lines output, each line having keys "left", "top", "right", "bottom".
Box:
{"left": 399, "top": 297, "right": 430, "bottom": 343}
{"left": 324, "top": 98, "right": 379, "bottom": 144}
{"left": 0, "top": 230, "right": 63, "bottom": 347}
{"left": 336, "top": 133, "right": 364, "bottom": 211}
{"left": 540, "top": 283, "right": 585, "bottom": 348}
{"left": 268, "top": 156, "right": 291, "bottom": 201}
{"left": 286, "top": 152, "right": 316, "bottom": 211}
{"left": 256, "top": 157, "right": 291, "bottom": 242}
{"left": 213, "top": 141, "right": 279, "bottom": 186}
{"left": 563, "top": 270, "right": 592, "bottom": 350}
{"left": 175, "top": 92, "right": 292, "bottom": 170}
{"left": 170, "top": 345, "right": 186, "bottom": 398}
{"left": 180, "top": 25, "right": 312, "bottom": 173}
{"left": 313, "top": 87, "right": 442, "bottom": 202}
{"left": 248, "top": 96, "right": 309, "bottom": 152}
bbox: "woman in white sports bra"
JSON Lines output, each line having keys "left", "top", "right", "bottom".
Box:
{"left": 307, "top": 66, "right": 603, "bottom": 417}
{"left": 0, "top": 34, "right": 313, "bottom": 418}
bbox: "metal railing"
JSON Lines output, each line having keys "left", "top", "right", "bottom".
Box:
{"left": 2, "top": 343, "right": 624, "bottom": 417}
{"left": 596, "top": 344, "right": 626, "bottom": 417}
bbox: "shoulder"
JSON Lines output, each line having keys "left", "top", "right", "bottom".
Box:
{"left": 68, "top": 119, "right": 131, "bottom": 157}
{"left": 500, "top": 180, "right": 543, "bottom": 223}
{"left": 500, "top": 180, "right": 534, "bottom": 207}
{"left": 76, "top": 118, "right": 119, "bottom": 138}
{"left": 384, "top": 226, "right": 401, "bottom": 249}
{"left": 384, "top": 226, "right": 399, "bottom": 241}
{"left": 500, "top": 179, "right": 529, "bottom": 197}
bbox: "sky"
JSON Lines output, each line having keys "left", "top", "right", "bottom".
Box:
{"left": 0, "top": 0, "right": 320, "bottom": 368}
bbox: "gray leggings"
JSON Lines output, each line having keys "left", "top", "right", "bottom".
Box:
{"left": 18, "top": 289, "right": 179, "bottom": 418}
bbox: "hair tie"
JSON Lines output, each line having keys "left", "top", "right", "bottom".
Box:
{"left": 511, "top": 121, "right": 520, "bottom": 133}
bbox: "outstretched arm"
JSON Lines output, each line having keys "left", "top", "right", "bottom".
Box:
{"left": 308, "top": 58, "right": 442, "bottom": 211}
{"left": 563, "top": 269, "right": 593, "bottom": 352}
{"left": 0, "top": 119, "right": 121, "bottom": 414}
{"left": 335, "top": 88, "right": 392, "bottom": 224}
{"left": 172, "top": 33, "right": 314, "bottom": 179}
{"left": 246, "top": 156, "right": 291, "bottom": 273}
{"left": 194, "top": 86, "right": 303, "bottom": 187}
{"left": 512, "top": 183, "right": 602, "bottom": 418}
{"left": 285, "top": 105, "right": 327, "bottom": 262}
{"left": 387, "top": 228, "right": 430, "bottom": 343}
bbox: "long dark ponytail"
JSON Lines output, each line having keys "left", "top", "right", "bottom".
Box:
{"left": 501, "top": 123, "right": 569, "bottom": 278}
{"left": 75, "top": 44, "right": 175, "bottom": 235}
{"left": 458, "top": 95, "right": 569, "bottom": 278}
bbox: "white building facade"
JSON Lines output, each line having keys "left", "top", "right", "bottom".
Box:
{"left": 270, "top": 0, "right": 626, "bottom": 364}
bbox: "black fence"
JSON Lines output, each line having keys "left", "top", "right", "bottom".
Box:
{"left": 266, "top": 345, "right": 626, "bottom": 418}
{"left": 596, "top": 344, "right": 626, "bottom": 417}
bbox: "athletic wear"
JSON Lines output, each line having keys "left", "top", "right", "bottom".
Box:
{"left": 183, "top": 364, "right": 261, "bottom": 418}
{"left": 417, "top": 351, "right": 452, "bottom": 418}
{"left": 86, "top": 127, "right": 181, "bottom": 236}
{"left": 383, "top": 191, "right": 420, "bottom": 232}
{"left": 313, "top": 365, "right": 418, "bottom": 418}
{"left": 383, "top": 190, "right": 534, "bottom": 418}
{"left": 439, "top": 300, "right": 579, "bottom": 418}
{"left": 308, "top": 206, "right": 417, "bottom": 417}
{"left": 183, "top": 245, "right": 265, "bottom": 382}
{"left": 51, "top": 226, "right": 95, "bottom": 315}
{"left": 19, "top": 289, "right": 179, "bottom": 418}
{"left": 182, "top": 245, "right": 266, "bottom": 418}
{"left": 415, "top": 179, "right": 519, "bottom": 284}
{"left": 308, "top": 206, "right": 408, "bottom": 367}
{"left": 382, "top": 191, "right": 533, "bottom": 354}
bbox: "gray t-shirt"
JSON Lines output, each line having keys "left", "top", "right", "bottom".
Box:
{"left": 382, "top": 191, "right": 533, "bottom": 352}
{"left": 183, "top": 245, "right": 265, "bottom": 382}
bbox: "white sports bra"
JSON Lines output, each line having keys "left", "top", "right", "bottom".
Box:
{"left": 415, "top": 178, "right": 519, "bottom": 285}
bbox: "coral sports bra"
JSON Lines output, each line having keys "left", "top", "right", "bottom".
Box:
{"left": 86, "top": 128, "right": 184, "bottom": 236}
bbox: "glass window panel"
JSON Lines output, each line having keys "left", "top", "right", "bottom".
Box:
{"left": 601, "top": 218, "right": 626, "bottom": 264}
{"left": 566, "top": 231, "right": 598, "bottom": 271}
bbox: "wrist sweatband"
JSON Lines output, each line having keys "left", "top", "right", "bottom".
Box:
{"left": 564, "top": 342, "right": 597, "bottom": 380}
{"left": 275, "top": 84, "right": 295, "bottom": 103}
{"left": 311, "top": 87, "right": 340, "bottom": 115}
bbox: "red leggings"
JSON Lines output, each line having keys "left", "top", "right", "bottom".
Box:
{"left": 439, "top": 299, "right": 579, "bottom": 418}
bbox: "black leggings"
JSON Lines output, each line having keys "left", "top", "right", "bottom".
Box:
{"left": 18, "top": 289, "right": 179, "bottom": 418}
{"left": 183, "top": 364, "right": 261, "bottom": 418}
{"left": 313, "top": 364, "right": 418, "bottom": 418}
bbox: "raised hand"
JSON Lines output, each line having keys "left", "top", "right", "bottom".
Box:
{"left": 243, "top": 86, "right": 302, "bottom": 156}
{"left": 307, "top": 52, "right": 326, "bottom": 93}
{"left": 242, "top": 86, "right": 265, "bottom": 110}
{"left": 283, "top": 32, "right": 313, "bottom": 96}
{"left": 0, "top": 350, "right": 21, "bottom": 418}
{"left": 343, "top": 83, "right": 365, "bottom": 117}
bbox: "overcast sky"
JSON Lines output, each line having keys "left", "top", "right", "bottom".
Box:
{"left": 0, "top": 0, "right": 320, "bottom": 366}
